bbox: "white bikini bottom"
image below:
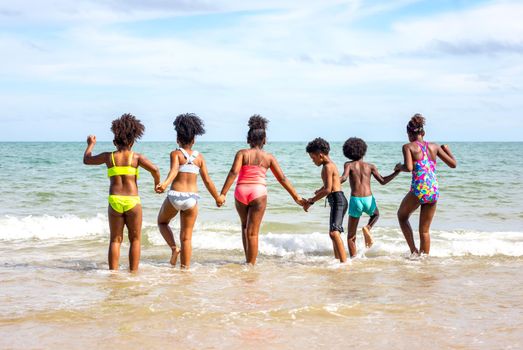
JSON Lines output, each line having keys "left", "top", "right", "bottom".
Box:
{"left": 167, "top": 191, "right": 200, "bottom": 211}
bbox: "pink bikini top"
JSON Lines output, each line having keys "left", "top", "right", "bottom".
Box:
{"left": 237, "top": 165, "right": 267, "bottom": 185}
{"left": 237, "top": 151, "right": 268, "bottom": 185}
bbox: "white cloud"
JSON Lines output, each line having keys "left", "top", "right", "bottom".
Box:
{"left": 0, "top": 0, "right": 522, "bottom": 141}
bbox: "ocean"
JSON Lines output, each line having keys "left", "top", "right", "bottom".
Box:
{"left": 1, "top": 141, "right": 522, "bottom": 349}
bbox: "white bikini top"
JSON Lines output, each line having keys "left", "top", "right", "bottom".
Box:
{"left": 178, "top": 148, "right": 200, "bottom": 174}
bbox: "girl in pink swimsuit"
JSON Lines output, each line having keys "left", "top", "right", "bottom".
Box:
{"left": 220, "top": 115, "right": 306, "bottom": 265}
{"left": 395, "top": 114, "right": 457, "bottom": 255}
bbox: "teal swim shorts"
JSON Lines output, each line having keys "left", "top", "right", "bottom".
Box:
{"left": 348, "top": 195, "right": 377, "bottom": 218}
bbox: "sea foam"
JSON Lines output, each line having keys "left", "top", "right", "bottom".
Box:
{"left": 1, "top": 215, "right": 522, "bottom": 257}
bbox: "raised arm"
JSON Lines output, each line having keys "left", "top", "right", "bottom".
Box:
{"left": 137, "top": 154, "right": 161, "bottom": 191}
{"left": 220, "top": 151, "right": 243, "bottom": 197}
{"left": 269, "top": 155, "right": 302, "bottom": 204}
{"left": 340, "top": 162, "right": 351, "bottom": 184}
{"left": 156, "top": 151, "right": 180, "bottom": 193}
{"left": 371, "top": 164, "right": 400, "bottom": 185}
{"left": 437, "top": 144, "right": 457, "bottom": 168}
{"left": 83, "top": 135, "right": 107, "bottom": 165}
{"left": 199, "top": 155, "right": 223, "bottom": 205}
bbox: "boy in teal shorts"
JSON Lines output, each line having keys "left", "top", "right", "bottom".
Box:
{"left": 340, "top": 138, "right": 400, "bottom": 257}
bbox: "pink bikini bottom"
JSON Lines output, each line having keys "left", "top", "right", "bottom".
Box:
{"left": 234, "top": 183, "right": 267, "bottom": 205}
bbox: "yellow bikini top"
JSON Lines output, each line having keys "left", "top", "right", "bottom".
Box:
{"left": 107, "top": 152, "right": 139, "bottom": 178}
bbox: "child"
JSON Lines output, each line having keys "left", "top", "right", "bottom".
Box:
{"left": 396, "top": 114, "right": 456, "bottom": 255}
{"left": 155, "top": 113, "right": 225, "bottom": 269}
{"left": 219, "top": 115, "right": 305, "bottom": 265}
{"left": 83, "top": 113, "right": 160, "bottom": 271}
{"left": 340, "top": 137, "right": 400, "bottom": 257}
{"left": 304, "top": 137, "right": 348, "bottom": 263}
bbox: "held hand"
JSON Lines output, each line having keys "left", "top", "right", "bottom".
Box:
{"left": 86, "top": 135, "right": 96, "bottom": 145}
{"left": 302, "top": 198, "right": 314, "bottom": 212}
{"left": 300, "top": 198, "right": 311, "bottom": 212}
{"left": 442, "top": 144, "right": 451, "bottom": 152}
{"left": 314, "top": 188, "right": 321, "bottom": 195}
{"left": 295, "top": 196, "right": 309, "bottom": 209}
{"left": 216, "top": 194, "right": 226, "bottom": 207}
{"left": 394, "top": 163, "right": 402, "bottom": 172}
{"left": 155, "top": 182, "right": 167, "bottom": 194}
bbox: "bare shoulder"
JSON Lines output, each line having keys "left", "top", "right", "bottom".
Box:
{"left": 325, "top": 162, "right": 337, "bottom": 172}
{"left": 427, "top": 142, "right": 440, "bottom": 151}
{"left": 366, "top": 162, "right": 377, "bottom": 170}
{"left": 237, "top": 149, "right": 247, "bottom": 156}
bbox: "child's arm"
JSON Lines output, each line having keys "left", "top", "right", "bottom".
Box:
{"left": 199, "top": 155, "right": 225, "bottom": 206}
{"left": 340, "top": 162, "right": 351, "bottom": 184}
{"left": 396, "top": 144, "right": 414, "bottom": 172}
{"left": 269, "top": 155, "right": 303, "bottom": 205}
{"left": 437, "top": 144, "right": 457, "bottom": 168}
{"left": 307, "top": 164, "right": 333, "bottom": 204}
{"left": 83, "top": 135, "right": 107, "bottom": 165}
{"left": 156, "top": 151, "right": 180, "bottom": 193}
{"left": 137, "top": 154, "right": 161, "bottom": 191}
{"left": 219, "top": 151, "right": 243, "bottom": 198}
{"left": 371, "top": 164, "right": 400, "bottom": 185}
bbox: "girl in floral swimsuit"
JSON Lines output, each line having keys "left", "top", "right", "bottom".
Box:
{"left": 395, "top": 114, "right": 457, "bottom": 255}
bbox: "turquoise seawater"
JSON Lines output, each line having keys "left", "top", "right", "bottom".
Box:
{"left": 1, "top": 141, "right": 521, "bottom": 233}
{"left": 1, "top": 142, "right": 522, "bottom": 349}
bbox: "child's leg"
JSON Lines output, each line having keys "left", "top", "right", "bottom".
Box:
{"left": 332, "top": 240, "right": 340, "bottom": 260}
{"left": 244, "top": 196, "right": 267, "bottom": 265}
{"left": 125, "top": 204, "right": 142, "bottom": 272}
{"left": 157, "top": 198, "right": 180, "bottom": 265}
{"left": 419, "top": 202, "right": 437, "bottom": 255}
{"left": 397, "top": 193, "right": 421, "bottom": 254}
{"left": 347, "top": 216, "right": 359, "bottom": 258}
{"left": 108, "top": 206, "right": 125, "bottom": 270}
{"left": 179, "top": 205, "right": 198, "bottom": 269}
{"left": 329, "top": 230, "right": 347, "bottom": 263}
{"left": 363, "top": 208, "right": 379, "bottom": 248}
{"left": 235, "top": 200, "right": 249, "bottom": 261}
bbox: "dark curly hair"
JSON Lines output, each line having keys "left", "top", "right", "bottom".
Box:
{"left": 407, "top": 113, "right": 426, "bottom": 135}
{"left": 173, "top": 113, "right": 205, "bottom": 146}
{"left": 306, "top": 137, "right": 330, "bottom": 155}
{"left": 343, "top": 137, "right": 367, "bottom": 160}
{"left": 247, "top": 114, "right": 268, "bottom": 147}
{"left": 111, "top": 113, "right": 144, "bottom": 148}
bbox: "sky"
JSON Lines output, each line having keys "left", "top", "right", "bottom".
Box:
{"left": 0, "top": 0, "right": 522, "bottom": 142}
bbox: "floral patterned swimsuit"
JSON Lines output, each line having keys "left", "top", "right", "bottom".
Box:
{"left": 410, "top": 141, "right": 439, "bottom": 204}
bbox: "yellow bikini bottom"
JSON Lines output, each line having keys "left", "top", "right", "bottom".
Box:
{"left": 108, "top": 195, "right": 141, "bottom": 213}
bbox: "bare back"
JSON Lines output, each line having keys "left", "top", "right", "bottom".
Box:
{"left": 171, "top": 149, "right": 203, "bottom": 193}
{"left": 107, "top": 151, "right": 139, "bottom": 196}
{"left": 240, "top": 148, "right": 271, "bottom": 168}
{"left": 322, "top": 161, "right": 342, "bottom": 193}
{"left": 406, "top": 141, "right": 438, "bottom": 162}
{"left": 345, "top": 160, "right": 373, "bottom": 197}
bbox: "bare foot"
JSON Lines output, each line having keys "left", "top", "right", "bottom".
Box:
{"left": 170, "top": 246, "right": 180, "bottom": 266}
{"left": 362, "top": 226, "right": 374, "bottom": 248}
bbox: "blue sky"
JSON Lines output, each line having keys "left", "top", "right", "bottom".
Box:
{"left": 0, "top": 0, "right": 522, "bottom": 141}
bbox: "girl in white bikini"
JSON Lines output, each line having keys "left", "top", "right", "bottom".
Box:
{"left": 156, "top": 113, "right": 225, "bottom": 268}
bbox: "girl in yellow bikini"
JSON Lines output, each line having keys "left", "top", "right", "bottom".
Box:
{"left": 83, "top": 113, "right": 160, "bottom": 271}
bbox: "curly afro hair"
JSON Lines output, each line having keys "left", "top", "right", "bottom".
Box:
{"left": 111, "top": 113, "right": 144, "bottom": 148}
{"left": 173, "top": 113, "right": 205, "bottom": 146}
{"left": 407, "top": 113, "right": 426, "bottom": 135}
{"left": 247, "top": 114, "right": 269, "bottom": 147}
{"left": 343, "top": 137, "right": 367, "bottom": 160}
{"left": 306, "top": 137, "right": 330, "bottom": 155}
